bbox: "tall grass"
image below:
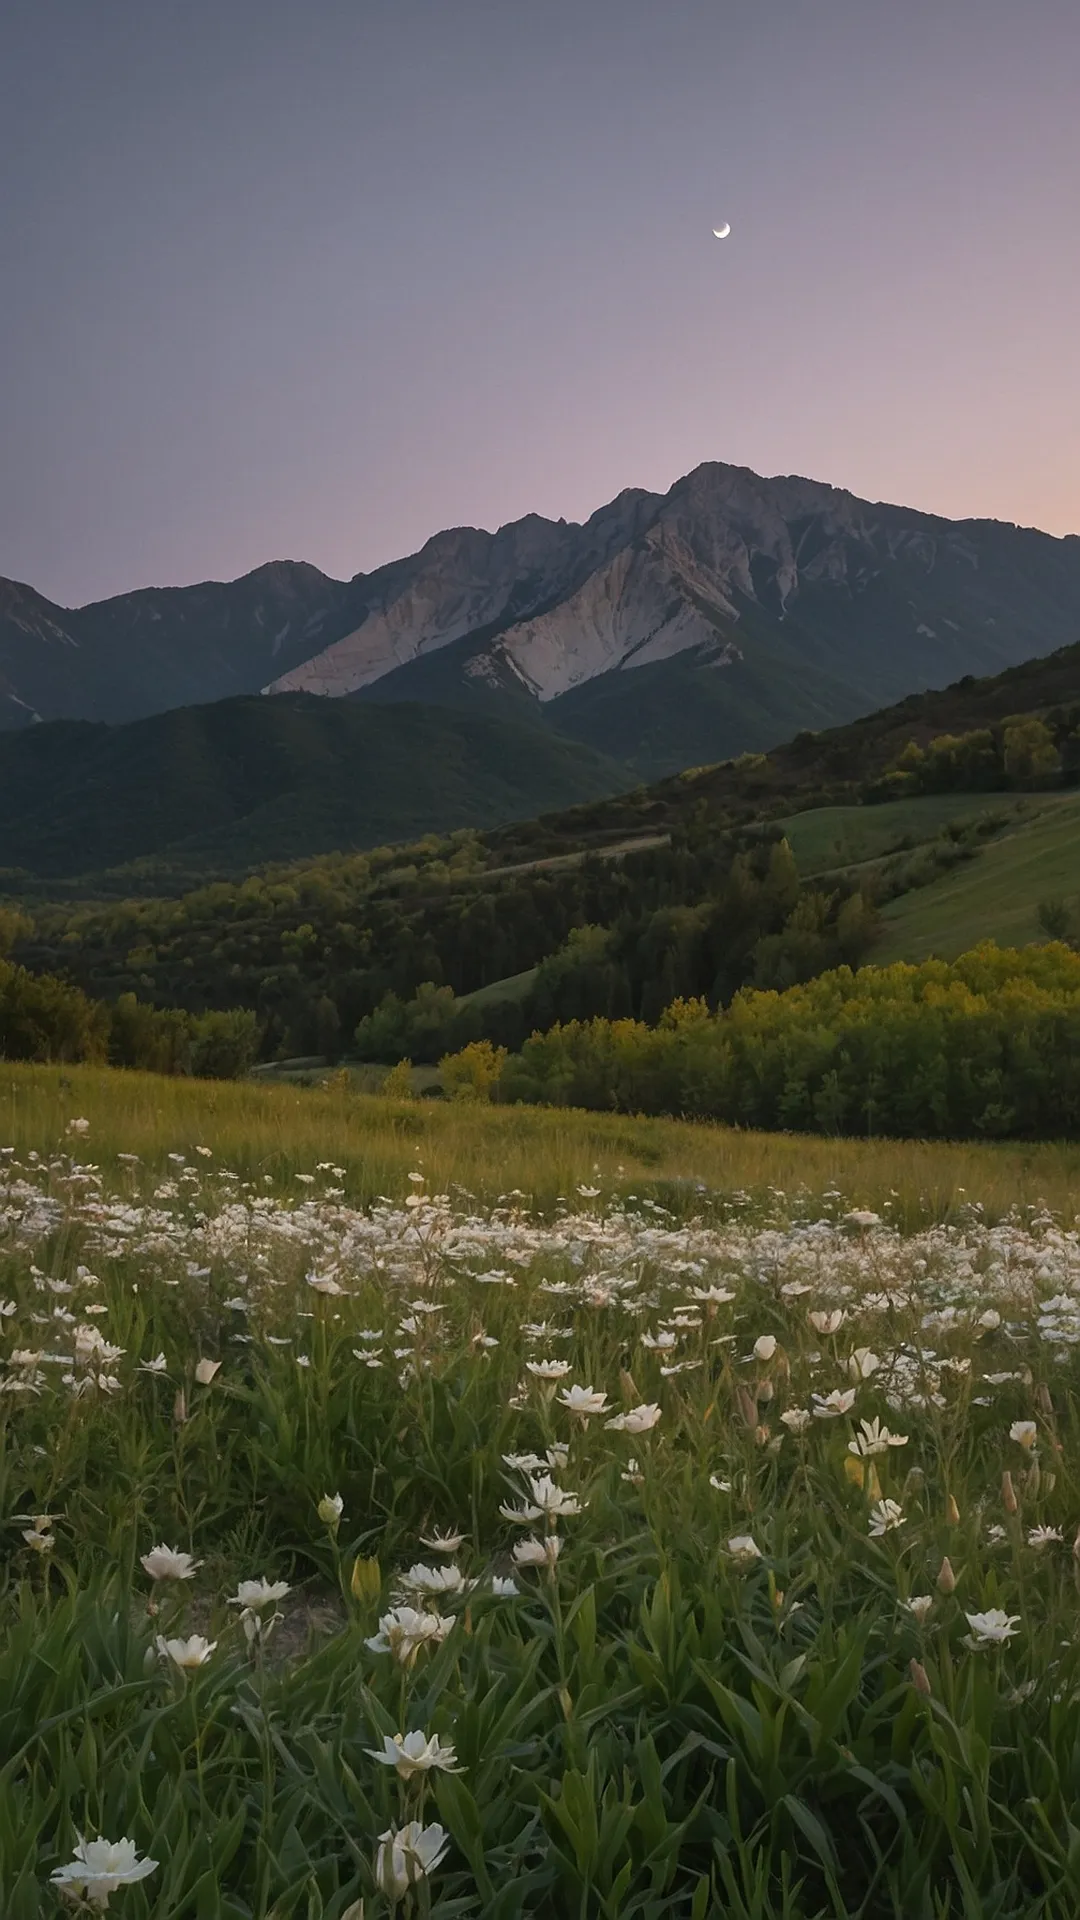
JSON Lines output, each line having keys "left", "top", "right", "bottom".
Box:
{"left": 5, "top": 1061, "right": 1079, "bottom": 1225}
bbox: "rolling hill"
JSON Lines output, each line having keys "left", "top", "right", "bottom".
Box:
{"left": 0, "top": 695, "right": 626, "bottom": 882}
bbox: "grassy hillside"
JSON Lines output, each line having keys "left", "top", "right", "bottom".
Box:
{"left": 778, "top": 792, "right": 1030, "bottom": 876}
{"left": 0, "top": 694, "right": 627, "bottom": 882}
{"left": 5, "top": 1059, "right": 1079, "bottom": 1219}
{"left": 488, "top": 639, "right": 1080, "bottom": 867}
{"left": 875, "top": 791, "right": 1080, "bottom": 960}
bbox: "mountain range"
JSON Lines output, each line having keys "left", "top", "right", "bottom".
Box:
{"left": 4, "top": 462, "right": 1079, "bottom": 781}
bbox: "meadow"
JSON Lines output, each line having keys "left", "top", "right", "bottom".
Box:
{"left": 4, "top": 1065, "right": 1080, "bottom": 1916}
{"left": 875, "top": 791, "right": 1080, "bottom": 962}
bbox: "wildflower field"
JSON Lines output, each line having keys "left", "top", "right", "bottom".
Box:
{"left": 4, "top": 1068, "right": 1080, "bottom": 1916}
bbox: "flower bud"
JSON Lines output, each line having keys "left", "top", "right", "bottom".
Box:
{"left": 936, "top": 1555, "right": 956, "bottom": 1595}
{"left": 1024, "top": 1460, "right": 1041, "bottom": 1498}
{"left": 909, "top": 1658, "right": 932, "bottom": 1697}
{"left": 172, "top": 1388, "right": 188, "bottom": 1426}
{"left": 944, "top": 1494, "right": 960, "bottom": 1526}
{"left": 317, "top": 1493, "right": 344, "bottom": 1533}
{"left": 350, "top": 1556, "right": 381, "bottom": 1604}
{"left": 1001, "top": 1470, "right": 1018, "bottom": 1514}
{"left": 619, "top": 1368, "right": 641, "bottom": 1403}
{"left": 755, "top": 1377, "right": 775, "bottom": 1405}
{"left": 1035, "top": 1383, "right": 1053, "bottom": 1417}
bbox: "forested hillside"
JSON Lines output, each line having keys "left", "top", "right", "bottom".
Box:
{"left": 0, "top": 694, "right": 625, "bottom": 883}
{"left": 8, "top": 639, "right": 1076, "bottom": 1064}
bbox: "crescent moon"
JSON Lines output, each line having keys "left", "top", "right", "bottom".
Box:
{"left": 712, "top": 222, "right": 731, "bottom": 239}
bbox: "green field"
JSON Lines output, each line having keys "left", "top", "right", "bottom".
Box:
{"left": 779, "top": 792, "right": 1036, "bottom": 877}
{"left": 459, "top": 967, "right": 539, "bottom": 1009}
{"left": 875, "top": 791, "right": 1080, "bottom": 961}
{"left": 4, "top": 1063, "right": 1080, "bottom": 1916}
{"left": 5, "top": 1060, "right": 1080, "bottom": 1223}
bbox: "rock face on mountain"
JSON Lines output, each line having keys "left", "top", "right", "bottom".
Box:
{"left": 3, "top": 462, "right": 1078, "bottom": 774}
{"left": 271, "top": 465, "right": 1080, "bottom": 751}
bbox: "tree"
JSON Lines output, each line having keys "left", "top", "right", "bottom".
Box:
{"left": 1003, "top": 718, "right": 1060, "bottom": 784}
{"left": 439, "top": 1039, "right": 508, "bottom": 1101}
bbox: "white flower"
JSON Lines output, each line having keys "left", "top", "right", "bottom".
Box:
{"left": 557, "top": 1383, "right": 610, "bottom": 1418}
{"left": 1009, "top": 1420, "right": 1038, "bottom": 1449}
{"left": 156, "top": 1634, "right": 217, "bottom": 1669}
{"left": 228, "top": 1578, "right": 290, "bottom": 1610}
{"left": 194, "top": 1357, "right": 221, "bottom": 1385}
{"left": 307, "top": 1272, "right": 346, "bottom": 1295}
{"left": 65, "top": 1116, "right": 91, "bottom": 1136}
{"left": 709, "top": 1474, "right": 732, "bottom": 1492}
{"left": 375, "top": 1821, "right": 449, "bottom": 1899}
{"left": 530, "top": 1473, "right": 583, "bottom": 1517}
{"left": 397, "top": 1562, "right": 467, "bottom": 1597}
{"left": 726, "top": 1535, "right": 761, "bottom": 1567}
{"left": 525, "top": 1357, "right": 572, "bottom": 1381}
{"left": 809, "top": 1310, "right": 846, "bottom": 1335}
{"left": 964, "top": 1608, "right": 1021, "bottom": 1648}
{"left": 812, "top": 1389, "right": 856, "bottom": 1418}
{"left": 845, "top": 1210, "right": 880, "bottom": 1230}
{"left": 605, "top": 1402, "right": 662, "bottom": 1434}
{"left": 140, "top": 1544, "right": 201, "bottom": 1583}
{"left": 502, "top": 1473, "right": 583, "bottom": 1524}
{"left": 848, "top": 1348, "right": 881, "bottom": 1380}
{"left": 690, "top": 1285, "right": 737, "bottom": 1305}
{"left": 491, "top": 1574, "right": 520, "bottom": 1596}
{"left": 138, "top": 1353, "right": 168, "bottom": 1374}
{"left": 50, "top": 1835, "right": 158, "bottom": 1908}
{"left": 420, "top": 1529, "right": 465, "bottom": 1554}
{"left": 365, "top": 1606, "right": 454, "bottom": 1664}
{"left": 317, "top": 1492, "right": 344, "bottom": 1529}
{"left": 868, "top": 1499, "right": 905, "bottom": 1537}
{"left": 366, "top": 1731, "right": 460, "bottom": 1779}
{"left": 848, "top": 1417, "right": 909, "bottom": 1457}
{"left": 22, "top": 1527, "right": 55, "bottom": 1553}
{"left": 780, "top": 1408, "right": 812, "bottom": 1434}
{"left": 753, "top": 1335, "right": 777, "bottom": 1362}
{"left": 641, "top": 1330, "right": 678, "bottom": 1350}
{"left": 513, "top": 1533, "right": 562, "bottom": 1569}
{"left": 904, "top": 1596, "right": 934, "bottom": 1624}
{"left": 1027, "top": 1525, "right": 1063, "bottom": 1551}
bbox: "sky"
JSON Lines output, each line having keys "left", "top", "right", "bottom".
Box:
{"left": 1, "top": 0, "right": 1078, "bottom": 607}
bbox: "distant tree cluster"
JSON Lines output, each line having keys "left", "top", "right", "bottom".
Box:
{"left": 873, "top": 709, "right": 1080, "bottom": 799}
{"left": 489, "top": 943, "right": 1080, "bottom": 1140}
{"left": 0, "top": 960, "right": 258, "bottom": 1078}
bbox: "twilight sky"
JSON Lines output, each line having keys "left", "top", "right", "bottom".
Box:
{"left": 1, "top": 0, "right": 1077, "bottom": 607}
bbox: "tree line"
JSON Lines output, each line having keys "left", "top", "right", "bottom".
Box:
{"left": 477, "top": 942, "right": 1080, "bottom": 1140}
{"left": 0, "top": 958, "right": 258, "bottom": 1077}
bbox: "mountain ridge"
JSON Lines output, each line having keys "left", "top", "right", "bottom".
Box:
{"left": 2, "top": 462, "right": 1078, "bottom": 776}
